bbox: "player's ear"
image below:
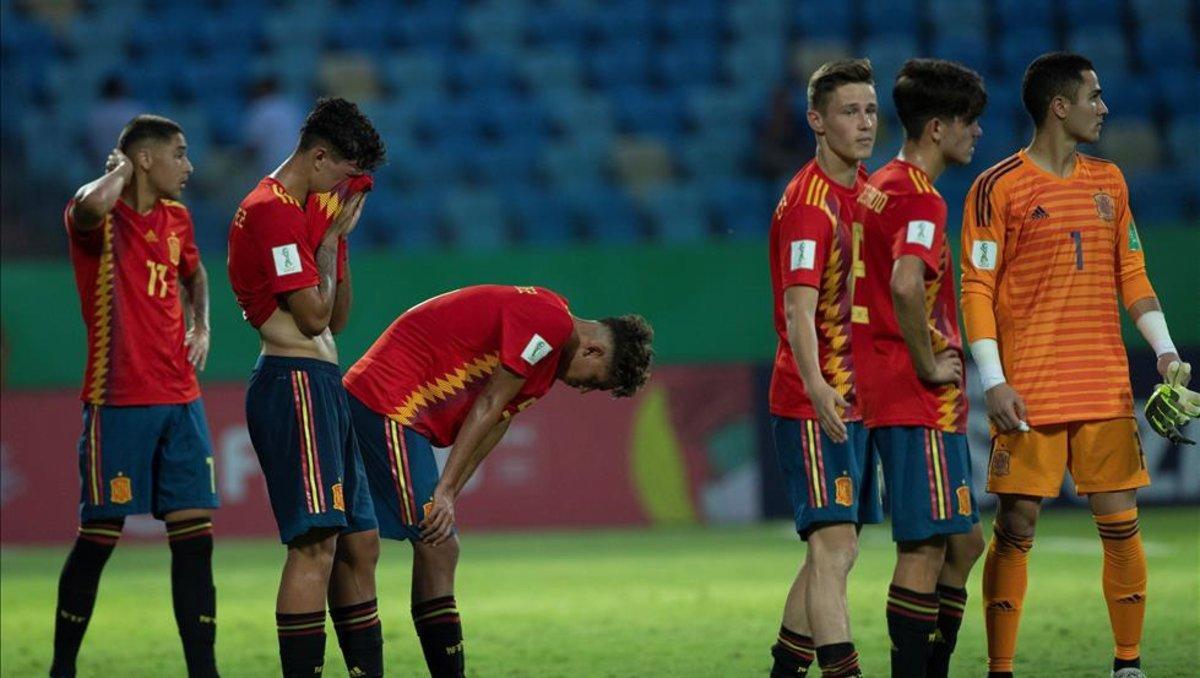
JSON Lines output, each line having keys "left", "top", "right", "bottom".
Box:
{"left": 1049, "top": 95, "right": 1070, "bottom": 122}
{"left": 133, "top": 145, "right": 154, "bottom": 171}
{"left": 806, "top": 107, "right": 824, "bottom": 136}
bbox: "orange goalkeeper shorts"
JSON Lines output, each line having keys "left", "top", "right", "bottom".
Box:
{"left": 985, "top": 417, "right": 1149, "bottom": 497}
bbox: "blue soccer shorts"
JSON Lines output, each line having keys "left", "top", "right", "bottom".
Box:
{"left": 77, "top": 400, "right": 219, "bottom": 522}
{"left": 772, "top": 416, "right": 884, "bottom": 539}
{"left": 348, "top": 393, "right": 441, "bottom": 542}
{"left": 245, "top": 356, "right": 376, "bottom": 544}
{"left": 872, "top": 426, "right": 980, "bottom": 542}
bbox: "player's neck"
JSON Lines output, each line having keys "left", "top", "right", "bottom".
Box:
{"left": 555, "top": 322, "right": 584, "bottom": 379}
{"left": 270, "top": 154, "right": 313, "bottom": 206}
{"left": 898, "top": 140, "right": 946, "bottom": 182}
{"left": 814, "top": 143, "right": 859, "bottom": 188}
{"left": 1025, "top": 128, "right": 1078, "bottom": 178}
{"left": 120, "top": 178, "right": 161, "bottom": 215}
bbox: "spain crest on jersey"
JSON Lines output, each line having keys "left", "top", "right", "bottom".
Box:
{"left": 1094, "top": 192, "right": 1115, "bottom": 221}
{"left": 956, "top": 485, "right": 972, "bottom": 516}
{"left": 834, "top": 475, "right": 854, "bottom": 507}
{"left": 332, "top": 482, "right": 345, "bottom": 512}
{"left": 110, "top": 475, "right": 132, "bottom": 504}
{"left": 167, "top": 232, "right": 181, "bottom": 266}
{"left": 990, "top": 447, "right": 1011, "bottom": 477}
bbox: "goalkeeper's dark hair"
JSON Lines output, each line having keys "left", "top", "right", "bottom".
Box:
{"left": 117, "top": 114, "right": 183, "bottom": 154}
{"left": 600, "top": 314, "right": 654, "bottom": 398}
{"left": 298, "top": 97, "right": 386, "bottom": 172}
{"left": 893, "top": 58, "right": 987, "bottom": 140}
{"left": 1022, "top": 52, "right": 1095, "bottom": 127}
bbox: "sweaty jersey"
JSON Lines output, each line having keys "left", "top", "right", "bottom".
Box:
{"left": 343, "top": 285, "right": 575, "bottom": 448}
{"left": 66, "top": 197, "right": 201, "bottom": 405}
{"left": 769, "top": 159, "right": 865, "bottom": 421}
{"left": 960, "top": 151, "right": 1155, "bottom": 425}
{"left": 227, "top": 175, "right": 370, "bottom": 328}
{"left": 852, "top": 158, "right": 968, "bottom": 433}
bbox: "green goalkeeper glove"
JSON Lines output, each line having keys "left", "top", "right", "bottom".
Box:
{"left": 1144, "top": 361, "right": 1199, "bottom": 445}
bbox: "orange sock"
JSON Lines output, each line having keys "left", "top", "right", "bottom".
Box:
{"left": 982, "top": 523, "right": 1032, "bottom": 673}
{"left": 1094, "top": 508, "right": 1146, "bottom": 662}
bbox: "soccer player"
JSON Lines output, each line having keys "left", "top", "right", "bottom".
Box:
{"left": 850, "top": 59, "right": 989, "bottom": 677}
{"left": 227, "top": 98, "right": 386, "bottom": 677}
{"left": 53, "top": 115, "right": 219, "bottom": 677}
{"left": 342, "top": 285, "right": 653, "bottom": 677}
{"left": 962, "top": 52, "right": 1188, "bottom": 678}
{"left": 765, "top": 58, "right": 881, "bottom": 678}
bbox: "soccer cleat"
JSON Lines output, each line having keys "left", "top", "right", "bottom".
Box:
{"left": 1144, "top": 361, "right": 1198, "bottom": 444}
{"left": 1112, "top": 668, "right": 1146, "bottom": 678}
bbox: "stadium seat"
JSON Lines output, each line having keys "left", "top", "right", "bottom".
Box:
{"left": 641, "top": 183, "right": 710, "bottom": 243}
{"left": 708, "top": 179, "right": 773, "bottom": 240}
{"left": 999, "top": 28, "right": 1058, "bottom": 76}
{"left": 724, "top": 38, "right": 787, "bottom": 93}
{"left": 862, "top": 0, "right": 919, "bottom": 38}
{"left": 861, "top": 34, "right": 921, "bottom": 93}
{"left": 653, "top": 41, "right": 719, "bottom": 88}
{"left": 1126, "top": 171, "right": 1190, "bottom": 223}
{"left": 794, "top": 0, "right": 853, "bottom": 40}
{"left": 1130, "top": 0, "right": 1194, "bottom": 27}
{"left": 931, "top": 35, "right": 991, "bottom": 73}
{"left": 1067, "top": 28, "right": 1130, "bottom": 77}
{"left": 1135, "top": 25, "right": 1197, "bottom": 72}
{"left": 687, "top": 87, "right": 757, "bottom": 133}
{"left": 728, "top": 0, "right": 788, "bottom": 40}
{"left": 509, "top": 186, "right": 575, "bottom": 246}
{"left": 519, "top": 51, "right": 583, "bottom": 92}
{"left": 1062, "top": 0, "right": 1122, "bottom": 28}
{"left": 563, "top": 184, "right": 643, "bottom": 244}
{"left": 928, "top": 0, "right": 988, "bottom": 41}
{"left": 679, "top": 129, "right": 748, "bottom": 181}
{"left": 463, "top": 0, "right": 527, "bottom": 51}
{"left": 442, "top": 183, "right": 508, "bottom": 250}
{"left": 382, "top": 53, "right": 446, "bottom": 101}
{"left": 1096, "top": 119, "right": 1162, "bottom": 171}
{"left": 1166, "top": 117, "right": 1200, "bottom": 167}
{"left": 995, "top": 0, "right": 1055, "bottom": 31}
{"left": 612, "top": 86, "right": 685, "bottom": 141}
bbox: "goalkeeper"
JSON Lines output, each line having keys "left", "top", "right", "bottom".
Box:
{"left": 959, "top": 51, "right": 1189, "bottom": 678}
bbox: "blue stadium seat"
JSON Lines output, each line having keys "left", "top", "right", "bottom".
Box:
{"left": 1099, "top": 72, "right": 1157, "bottom": 120}
{"left": 1135, "top": 25, "right": 1197, "bottom": 71}
{"left": 642, "top": 183, "right": 709, "bottom": 243}
{"left": 661, "top": 0, "right": 720, "bottom": 42}
{"left": 390, "top": 3, "right": 460, "bottom": 52}
{"left": 442, "top": 184, "right": 509, "bottom": 249}
{"left": 525, "top": 5, "right": 586, "bottom": 51}
{"left": 995, "top": 0, "right": 1055, "bottom": 31}
{"left": 382, "top": 53, "right": 446, "bottom": 100}
{"left": 687, "top": 87, "right": 756, "bottom": 132}
{"left": 1126, "top": 172, "right": 1189, "bottom": 223}
{"left": 1166, "top": 117, "right": 1200, "bottom": 167}
{"left": 540, "top": 142, "right": 609, "bottom": 190}
{"left": 612, "top": 86, "right": 685, "bottom": 142}
{"left": 708, "top": 179, "right": 773, "bottom": 240}
{"left": 1063, "top": 0, "right": 1121, "bottom": 28}
{"left": 586, "top": 42, "right": 651, "bottom": 89}
{"left": 653, "top": 41, "right": 719, "bottom": 88}
{"left": 463, "top": 1, "right": 527, "bottom": 51}
{"left": 387, "top": 189, "right": 445, "bottom": 251}
{"left": 795, "top": 0, "right": 853, "bottom": 40}
{"left": 519, "top": 51, "right": 583, "bottom": 92}
{"left": 1130, "top": 0, "right": 1193, "bottom": 27}
{"left": 723, "top": 38, "right": 787, "bottom": 92}
{"left": 862, "top": 34, "right": 921, "bottom": 90}
{"left": 679, "top": 129, "right": 748, "bottom": 181}
{"left": 509, "top": 186, "right": 574, "bottom": 246}
{"left": 932, "top": 35, "right": 991, "bottom": 73}
{"left": 591, "top": 0, "right": 655, "bottom": 44}
{"left": 470, "top": 142, "right": 539, "bottom": 185}
{"left": 728, "top": 1, "right": 788, "bottom": 40}
{"left": 862, "top": 0, "right": 919, "bottom": 37}
{"left": 543, "top": 91, "right": 616, "bottom": 140}
{"left": 928, "top": 0, "right": 988, "bottom": 40}
{"left": 564, "top": 184, "right": 642, "bottom": 244}
{"left": 999, "top": 28, "right": 1058, "bottom": 76}
{"left": 1067, "top": 28, "right": 1130, "bottom": 77}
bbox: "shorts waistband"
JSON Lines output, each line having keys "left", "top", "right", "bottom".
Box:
{"left": 254, "top": 355, "right": 342, "bottom": 376}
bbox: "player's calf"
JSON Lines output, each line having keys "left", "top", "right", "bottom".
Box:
{"left": 927, "top": 524, "right": 985, "bottom": 678}
{"left": 412, "top": 538, "right": 463, "bottom": 678}
{"left": 165, "top": 514, "right": 218, "bottom": 678}
{"left": 329, "top": 530, "right": 383, "bottom": 678}
{"left": 888, "top": 538, "right": 946, "bottom": 678}
{"left": 278, "top": 530, "right": 339, "bottom": 677}
{"left": 50, "top": 519, "right": 126, "bottom": 678}
{"left": 807, "top": 525, "right": 863, "bottom": 677}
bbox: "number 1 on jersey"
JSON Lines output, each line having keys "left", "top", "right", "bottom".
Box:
{"left": 1069, "top": 231, "right": 1083, "bottom": 270}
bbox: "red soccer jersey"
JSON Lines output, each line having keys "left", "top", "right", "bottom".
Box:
{"left": 343, "top": 285, "right": 575, "bottom": 448}
{"left": 851, "top": 159, "right": 968, "bottom": 433}
{"left": 227, "top": 176, "right": 371, "bottom": 328}
{"left": 66, "top": 197, "right": 201, "bottom": 405}
{"left": 769, "top": 160, "right": 866, "bottom": 421}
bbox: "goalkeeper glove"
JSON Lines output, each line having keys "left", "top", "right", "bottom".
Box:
{"left": 1144, "top": 361, "right": 1199, "bottom": 445}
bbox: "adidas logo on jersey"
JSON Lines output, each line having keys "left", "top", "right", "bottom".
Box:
{"left": 1030, "top": 206, "right": 1049, "bottom": 220}
{"left": 144, "top": 229, "right": 158, "bottom": 242}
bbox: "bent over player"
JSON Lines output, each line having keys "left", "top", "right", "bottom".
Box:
{"left": 962, "top": 52, "right": 1189, "bottom": 678}
{"left": 227, "top": 98, "right": 386, "bottom": 677}
{"left": 851, "top": 60, "right": 988, "bottom": 677}
{"left": 53, "top": 115, "right": 218, "bottom": 677}
{"left": 765, "top": 59, "right": 880, "bottom": 678}
{"left": 342, "top": 285, "right": 653, "bottom": 677}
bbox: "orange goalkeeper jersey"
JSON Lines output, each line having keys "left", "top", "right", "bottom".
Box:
{"left": 959, "top": 150, "right": 1156, "bottom": 426}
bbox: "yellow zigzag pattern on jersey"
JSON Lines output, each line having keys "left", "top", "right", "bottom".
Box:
{"left": 818, "top": 228, "right": 852, "bottom": 396}
{"left": 313, "top": 190, "right": 344, "bottom": 221}
{"left": 88, "top": 216, "right": 116, "bottom": 404}
{"left": 937, "top": 383, "right": 962, "bottom": 431}
{"left": 392, "top": 353, "right": 501, "bottom": 426}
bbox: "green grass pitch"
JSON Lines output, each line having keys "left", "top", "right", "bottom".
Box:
{"left": 2, "top": 507, "right": 1197, "bottom": 676}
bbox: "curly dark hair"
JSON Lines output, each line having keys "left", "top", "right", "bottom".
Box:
{"left": 893, "top": 58, "right": 987, "bottom": 140}
{"left": 599, "top": 314, "right": 654, "bottom": 398}
{"left": 298, "top": 97, "right": 386, "bottom": 171}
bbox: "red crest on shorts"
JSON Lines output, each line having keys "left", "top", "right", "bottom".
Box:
{"left": 834, "top": 475, "right": 854, "bottom": 507}
{"left": 1094, "top": 193, "right": 1115, "bottom": 221}
{"left": 331, "top": 483, "right": 345, "bottom": 512}
{"left": 956, "top": 485, "right": 972, "bottom": 516}
{"left": 110, "top": 475, "right": 132, "bottom": 504}
{"left": 990, "top": 448, "right": 1011, "bottom": 478}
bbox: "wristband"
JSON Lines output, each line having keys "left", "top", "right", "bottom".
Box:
{"left": 1135, "top": 310, "right": 1177, "bottom": 358}
{"left": 970, "top": 338, "right": 1007, "bottom": 391}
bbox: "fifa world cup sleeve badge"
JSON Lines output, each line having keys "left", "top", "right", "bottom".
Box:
{"left": 110, "top": 474, "right": 132, "bottom": 504}
{"left": 834, "top": 475, "right": 854, "bottom": 507}
{"left": 956, "top": 485, "right": 972, "bottom": 517}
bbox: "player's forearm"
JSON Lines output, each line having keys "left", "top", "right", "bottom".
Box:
{"left": 1130, "top": 297, "right": 1179, "bottom": 359}
{"left": 72, "top": 165, "right": 132, "bottom": 230}
{"left": 439, "top": 406, "right": 505, "bottom": 498}
{"left": 786, "top": 311, "right": 826, "bottom": 390}
{"left": 892, "top": 285, "right": 937, "bottom": 378}
{"left": 313, "top": 236, "right": 340, "bottom": 311}
{"left": 182, "top": 264, "right": 210, "bottom": 331}
{"left": 329, "top": 269, "right": 352, "bottom": 335}
{"left": 960, "top": 289, "right": 998, "bottom": 342}
{"left": 460, "top": 419, "right": 510, "bottom": 490}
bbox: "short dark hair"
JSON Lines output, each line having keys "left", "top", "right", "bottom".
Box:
{"left": 893, "top": 59, "right": 987, "bottom": 140}
{"left": 298, "top": 97, "right": 386, "bottom": 172}
{"left": 599, "top": 315, "right": 654, "bottom": 398}
{"left": 1022, "top": 52, "right": 1095, "bottom": 127}
{"left": 807, "top": 59, "right": 874, "bottom": 113}
{"left": 117, "top": 114, "right": 183, "bottom": 154}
